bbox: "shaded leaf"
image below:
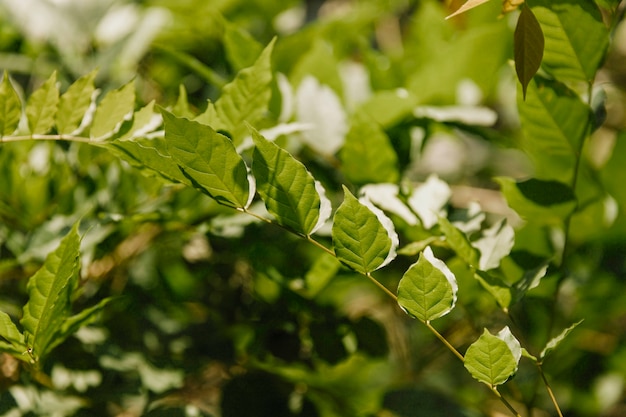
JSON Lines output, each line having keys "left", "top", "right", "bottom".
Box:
{"left": 514, "top": 5, "right": 544, "bottom": 99}
{"left": 252, "top": 127, "right": 330, "bottom": 234}
{"left": 0, "top": 71, "right": 21, "bottom": 136}
{"left": 511, "top": 262, "right": 548, "bottom": 304}
{"left": 20, "top": 223, "right": 81, "bottom": 363}
{"left": 26, "top": 71, "right": 59, "bottom": 134}
{"left": 332, "top": 186, "right": 398, "bottom": 274}
{"left": 0, "top": 311, "right": 27, "bottom": 357}
{"left": 474, "top": 270, "right": 513, "bottom": 310}
{"left": 341, "top": 111, "right": 399, "bottom": 185}
{"left": 540, "top": 320, "right": 583, "bottom": 359}
{"left": 57, "top": 298, "right": 116, "bottom": 347}
{"left": 56, "top": 70, "right": 97, "bottom": 135}
{"left": 223, "top": 21, "right": 263, "bottom": 71}
{"left": 464, "top": 327, "right": 520, "bottom": 386}
{"left": 91, "top": 81, "right": 136, "bottom": 139}
{"left": 397, "top": 246, "right": 458, "bottom": 322}
{"left": 164, "top": 110, "right": 251, "bottom": 209}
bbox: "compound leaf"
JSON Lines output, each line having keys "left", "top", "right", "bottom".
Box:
{"left": 397, "top": 246, "right": 458, "bottom": 322}
{"left": 56, "top": 70, "right": 97, "bottom": 135}
{"left": 164, "top": 110, "right": 251, "bottom": 209}
{"left": 252, "top": 127, "right": 330, "bottom": 235}
{"left": 0, "top": 71, "right": 21, "bottom": 136}
{"left": 26, "top": 71, "right": 59, "bottom": 134}
{"left": 332, "top": 186, "right": 398, "bottom": 274}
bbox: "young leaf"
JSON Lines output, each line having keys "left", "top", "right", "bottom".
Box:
{"left": 518, "top": 77, "right": 592, "bottom": 183}
{"left": 0, "top": 71, "right": 22, "bottom": 136}
{"left": 540, "top": 320, "right": 583, "bottom": 360}
{"left": 26, "top": 71, "right": 60, "bottom": 134}
{"left": 56, "top": 69, "right": 97, "bottom": 135}
{"left": 532, "top": 0, "right": 608, "bottom": 82}
{"left": 251, "top": 127, "right": 330, "bottom": 235}
{"left": 446, "top": 0, "right": 491, "bottom": 19}
{"left": 472, "top": 219, "right": 515, "bottom": 271}
{"left": 464, "top": 327, "right": 521, "bottom": 387}
{"left": 164, "top": 110, "right": 252, "bottom": 209}
{"left": 514, "top": 5, "right": 544, "bottom": 99}
{"left": 332, "top": 186, "right": 398, "bottom": 274}
{"left": 20, "top": 223, "right": 81, "bottom": 363}
{"left": 0, "top": 311, "right": 27, "bottom": 357}
{"left": 340, "top": 111, "right": 399, "bottom": 185}
{"left": 397, "top": 246, "right": 458, "bottom": 322}
{"left": 197, "top": 38, "right": 275, "bottom": 145}
{"left": 90, "top": 80, "right": 136, "bottom": 140}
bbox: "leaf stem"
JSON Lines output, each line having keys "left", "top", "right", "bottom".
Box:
{"left": 537, "top": 364, "right": 565, "bottom": 417}
{"left": 0, "top": 134, "right": 93, "bottom": 143}
{"left": 490, "top": 386, "right": 523, "bottom": 417}
{"left": 306, "top": 235, "right": 336, "bottom": 257}
{"left": 424, "top": 320, "right": 464, "bottom": 362}
{"left": 365, "top": 272, "right": 397, "bottom": 301}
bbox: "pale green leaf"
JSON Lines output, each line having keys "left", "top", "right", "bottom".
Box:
{"left": 332, "top": 186, "right": 397, "bottom": 274}
{"left": 252, "top": 127, "right": 329, "bottom": 235}
{"left": 56, "top": 69, "right": 97, "bottom": 134}
{"left": 519, "top": 76, "right": 592, "bottom": 183}
{"left": 340, "top": 111, "right": 399, "bottom": 185}
{"left": 0, "top": 71, "right": 22, "bottom": 136}
{"left": 472, "top": 219, "right": 515, "bottom": 271}
{"left": 20, "top": 223, "right": 81, "bottom": 363}
{"left": 114, "top": 101, "right": 161, "bottom": 141}
{"left": 438, "top": 216, "right": 479, "bottom": 268}
{"left": 532, "top": 0, "right": 608, "bottom": 82}
{"left": 197, "top": 38, "right": 275, "bottom": 145}
{"left": 514, "top": 5, "right": 544, "bottom": 99}
{"left": 26, "top": 71, "right": 59, "bottom": 134}
{"left": 497, "top": 177, "right": 577, "bottom": 225}
{"left": 540, "top": 320, "right": 583, "bottom": 359}
{"left": 171, "top": 84, "right": 194, "bottom": 119}
{"left": 464, "top": 328, "right": 520, "bottom": 386}
{"left": 0, "top": 311, "right": 27, "bottom": 356}
{"left": 91, "top": 80, "right": 136, "bottom": 139}
{"left": 397, "top": 246, "right": 458, "bottom": 322}
{"left": 164, "top": 110, "right": 251, "bottom": 209}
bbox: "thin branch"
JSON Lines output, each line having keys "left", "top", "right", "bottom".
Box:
{"left": 424, "top": 321, "right": 464, "bottom": 362}
{"left": 537, "top": 364, "right": 565, "bottom": 417}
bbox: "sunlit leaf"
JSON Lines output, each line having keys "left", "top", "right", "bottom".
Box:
{"left": 340, "top": 111, "right": 399, "bottom": 185}
{"left": 252, "top": 127, "right": 330, "bottom": 235}
{"left": 408, "top": 175, "right": 452, "bottom": 229}
{"left": 438, "top": 217, "right": 480, "bottom": 268}
{"left": 20, "top": 223, "right": 81, "bottom": 363}
{"left": 464, "top": 327, "right": 521, "bottom": 386}
{"left": 332, "top": 186, "right": 398, "bottom": 274}
{"left": 0, "top": 71, "right": 21, "bottom": 136}
{"left": 532, "top": 0, "right": 608, "bottom": 82}
{"left": 540, "top": 320, "right": 583, "bottom": 359}
{"left": 26, "top": 71, "right": 59, "bottom": 135}
{"left": 446, "top": 0, "right": 492, "bottom": 19}
{"left": 164, "top": 110, "right": 251, "bottom": 209}
{"left": 472, "top": 219, "right": 515, "bottom": 271}
{"left": 91, "top": 80, "right": 136, "bottom": 139}
{"left": 0, "top": 311, "right": 27, "bottom": 358}
{"left": 56, "top": 69, "right": 97, "bottom": 135}
{"left": 518, "top": 77, "right": 592, "bottom": 183}
{"left": 397, "top": 246, "right": 458, "bottom": 322}
{"left": 514, "top": 5, "right": 544, "bottom": 99}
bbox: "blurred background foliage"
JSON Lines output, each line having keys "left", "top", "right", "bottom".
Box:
{"left": 0, "top": 0, "right": 626, "bottom": 416}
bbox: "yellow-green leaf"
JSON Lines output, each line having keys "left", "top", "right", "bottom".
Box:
{"left": 26, "top": 72, "right": 60, "bottom": 134}
{"left": 0, "top": 71, "right": 22, "bottom": 136}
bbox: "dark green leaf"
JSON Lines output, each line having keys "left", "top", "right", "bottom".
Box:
{"left": 514, "top": 5, "right": 544, "bottom": 99}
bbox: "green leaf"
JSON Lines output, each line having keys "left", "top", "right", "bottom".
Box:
{"left": 472, "top": 219, "right": 515, "bottom": 271}
{"left": 0, "top": 71, "right": 22, "bottom": 136}
{"left": 251, "top": 127, "right": 330, "bottom": 235}
{"left": 332, "top": 186, "right": 398, "bottom": 274}
{"left": 340, "top": 111, "right": 399, "bottom": 185}
{"left": 114, "top": 101, "right": 161, "bottom": 141}
{"left": 511, "top": 262, "right": 548, "bottom": 304}
{"left": 171, "top": 84, "right": 194, "bottom": 119}
{"left": 474, "top": 270, "right": 513, "bottom": 310}
{"left": 540, "top": 320, "right": 583, "bottom": 359}
{"left": 0, "top": 310, "right": 27, "bottom": 356}
{"left": 397, "top": 246, "right": 458, "bottom": 322}
{"left": 223, "top": 20, "right": 263, "bottom": 71}
{"left": 20, "top": 223, "right": 81, "bottom": 363}
{"left": 518, "top": 76, "right": 592, "bottom": 183}
{"left": 532, "top": 0, "right": 609, "bottom": 82}
{"left": 91, "top": 80, "right": 136, "bottom": 139}
{"left": 438, "top": 216, "right": 479, "bottom": 268}
{"left": 26, "top": 71, "right": 59, "bottom": 134}
{"left": 164, "top": 110, "right": 251, "bottom": 209}
{"left": 464, "top": 327, "right": 521, "bottom": 387}
{"left": 514, "top": 5, "right": 544, "bottom": 99}
{"left": 56, "top": 69, "right": 97, "bottom": 135}
{"left": 497, "top": 177, "right": 577, "bottom": 225}
{"left": 197, "top": 38, "right": 275, "bottom": 145}
{"left": 57, "top": 298, "right": 116, "bottom": 346}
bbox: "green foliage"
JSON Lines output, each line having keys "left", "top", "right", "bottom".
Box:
{"left": 0, "top": 0, "right": 624, "bottom": 416}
